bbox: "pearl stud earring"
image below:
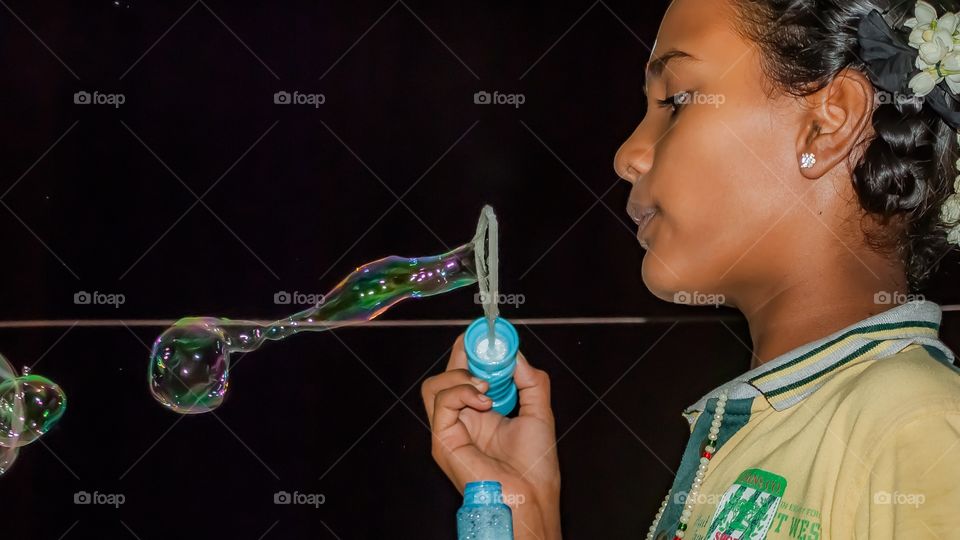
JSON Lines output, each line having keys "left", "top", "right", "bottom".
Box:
{"left": 800, "top": 152, "right": 816, "bottom": 169}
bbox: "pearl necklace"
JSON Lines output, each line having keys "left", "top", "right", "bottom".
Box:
{"left": 645, "top": 390, "right": 729, "bottom": 540}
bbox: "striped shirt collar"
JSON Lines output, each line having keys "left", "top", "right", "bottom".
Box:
{"left": 682, "top": 300, "right": 955, "bottom": 425}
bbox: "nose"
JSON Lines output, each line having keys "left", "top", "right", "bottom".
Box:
{"left": 613, "top": 124, "right": 654, "bottom": 185}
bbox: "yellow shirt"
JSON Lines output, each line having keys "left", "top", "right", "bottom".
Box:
{"left": 650, "top": 300, "right": 960, "bottom": 540}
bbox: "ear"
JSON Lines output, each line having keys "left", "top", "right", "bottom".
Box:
{"left": 796, "top": 67, "right": 875, "bottom": 179}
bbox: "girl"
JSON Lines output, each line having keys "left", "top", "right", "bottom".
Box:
{"left": 421, "top": 0, "right": 960, "bottom": 538}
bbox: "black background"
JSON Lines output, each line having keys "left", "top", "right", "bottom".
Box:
{"left": 1, "top": 1, "right": 958, "bottom": 538}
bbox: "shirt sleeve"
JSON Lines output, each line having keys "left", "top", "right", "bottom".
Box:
{"left": 853, "top": 410, "right": 960, "bottom": 539}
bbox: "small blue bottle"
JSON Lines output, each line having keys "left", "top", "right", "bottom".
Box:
{"left": 457, "top": 481, "right": 514, "bottom": 540}
{"left": 464, "top": 317, "right": 519, "bottom": 415}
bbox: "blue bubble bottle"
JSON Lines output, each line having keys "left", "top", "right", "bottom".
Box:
{"left": 464, "top": 317, "right": 518, "bottom": 415}
{"left": 457, "top": 480, "right": 514, "bottom": 540}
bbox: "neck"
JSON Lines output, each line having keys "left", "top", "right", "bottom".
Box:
{"left": 733, "top": 259, "right": 909, "bottom": 370}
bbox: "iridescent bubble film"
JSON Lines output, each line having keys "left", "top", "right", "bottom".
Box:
{"left": 0, "top": 354, "right": 67, "bottom": 476}
{"left": 149, "top": 206, "right": 499, "bottom": 414}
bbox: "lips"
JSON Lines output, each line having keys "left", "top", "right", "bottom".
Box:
{"left": 636, "top": 208, "right": 657, "bottom": 234}
{"left": 636, "top": 209, "right": 657, "bottom": 249}
{"left": 626, "top": 199, "right": 658, "bottom": 247}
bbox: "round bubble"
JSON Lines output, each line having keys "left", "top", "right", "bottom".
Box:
{"left": 0, "top": 354, "right": 66, "bottom": 476}
{"left": 0, "top": 355, "right": 20, "bottom": 474}
{"left": 149, "top": 317, "right": 230, "bottom": 414}
{"left": 0, "top": 374, "right": 67, "bottom": 447}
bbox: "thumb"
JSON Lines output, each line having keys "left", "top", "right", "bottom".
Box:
{"left": 513, "top": 351, "right": 553, "bottom": 423}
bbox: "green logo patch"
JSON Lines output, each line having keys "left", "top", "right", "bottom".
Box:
{"left": 705, "top": 468, "right": 788, "bottom": 539}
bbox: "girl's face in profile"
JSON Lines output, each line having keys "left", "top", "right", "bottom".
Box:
{"left": 614, "top": 0, "right": 857, "bottom": 308}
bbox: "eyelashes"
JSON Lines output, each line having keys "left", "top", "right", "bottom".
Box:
{"left": 656, "top": 90, "right": 692, "bottom": 117}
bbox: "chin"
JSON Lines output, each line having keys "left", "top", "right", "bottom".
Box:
{"left": 641, "top": 245, "right": 724, "bottom": 306}
{"left": 640, "top": 249, "right": 686, "bottom": 303}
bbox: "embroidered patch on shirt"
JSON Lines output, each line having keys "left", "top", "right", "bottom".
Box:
{"left": 705, "top": 468, "right": 788, "bottom": 539}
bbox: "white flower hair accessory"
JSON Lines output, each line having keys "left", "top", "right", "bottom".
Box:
{"left": 857, "top": 1, "right": 960, "bottom": 246}
{"left": 905, "top": 0, "right": 960, "bottom": 95}
{"left": 944, "top": 131, "right": 960, "bottom": 245}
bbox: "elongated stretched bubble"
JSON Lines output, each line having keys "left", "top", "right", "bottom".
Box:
{"left": 0, "top": 354, "right": 67, "bottom": 476}
{"left": 149, "top": 206, "right": 499, "bottom": 414}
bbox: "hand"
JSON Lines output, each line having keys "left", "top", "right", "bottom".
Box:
{"left": 422, "top": 333, "right": 562, "bottom": 539}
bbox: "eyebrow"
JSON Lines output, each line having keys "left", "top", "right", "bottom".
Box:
{"left": 643, "top": 49, "right": 699, "bottom": 96}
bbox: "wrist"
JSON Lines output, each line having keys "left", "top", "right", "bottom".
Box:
{"left": 513, "top": 486, "right": 561, "bottom": 540}
{"left": 538, "top": 488, "right": 562, "bottom": 540}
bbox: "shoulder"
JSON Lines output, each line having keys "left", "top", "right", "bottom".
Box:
{"left": 831, "top": 345, "right": 960, "bottom": 434}
{"left": 845, "top": 345, "right": 960, "bottom": 404}
{"left": 825, "top": 348, "right": 960, "bottom": 536}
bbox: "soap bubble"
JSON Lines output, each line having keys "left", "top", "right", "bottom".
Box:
{"left": 148, "top": 206, "right": 499, "bottom": 414}
{"left": 148, "top": 318, "right": 229, "bottom": 414}
{"left": 0, "top": 375, "right": 67, "bottom": 447}
{"left": 0, "top": 354, "right": 66, "bottom": 476}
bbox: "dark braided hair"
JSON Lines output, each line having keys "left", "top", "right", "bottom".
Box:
{"left": 732, "top": 0, "right": 959, "bottom": 291}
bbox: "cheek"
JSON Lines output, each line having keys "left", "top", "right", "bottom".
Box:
{"left": 641, "top": 103, "right": 786, "bottom": 296}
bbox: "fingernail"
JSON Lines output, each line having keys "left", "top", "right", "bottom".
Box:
{"left": 477, "top": 394, "right": 489, "bottom": 402}
{"left": 470, "top": 376, "right": 486, "bottom": 387}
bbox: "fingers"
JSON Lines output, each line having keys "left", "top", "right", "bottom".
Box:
{"left": 432, "top": 384, "right": 492, "bottom": 434}
{"left": 427, "top": 333, "right": 555, "bottom": 424}
{"left": 421, "top": 368, "right": 487, "bottom": 426}
{"left": 513, "top": 350, "right": 554, "bottom": 423}
{"left": 429, "top": 383, "right": 493, "bottom": 481}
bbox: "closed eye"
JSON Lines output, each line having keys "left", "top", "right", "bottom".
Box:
{"left": 657, "top": 90, "right": 691, "bottom": 116}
